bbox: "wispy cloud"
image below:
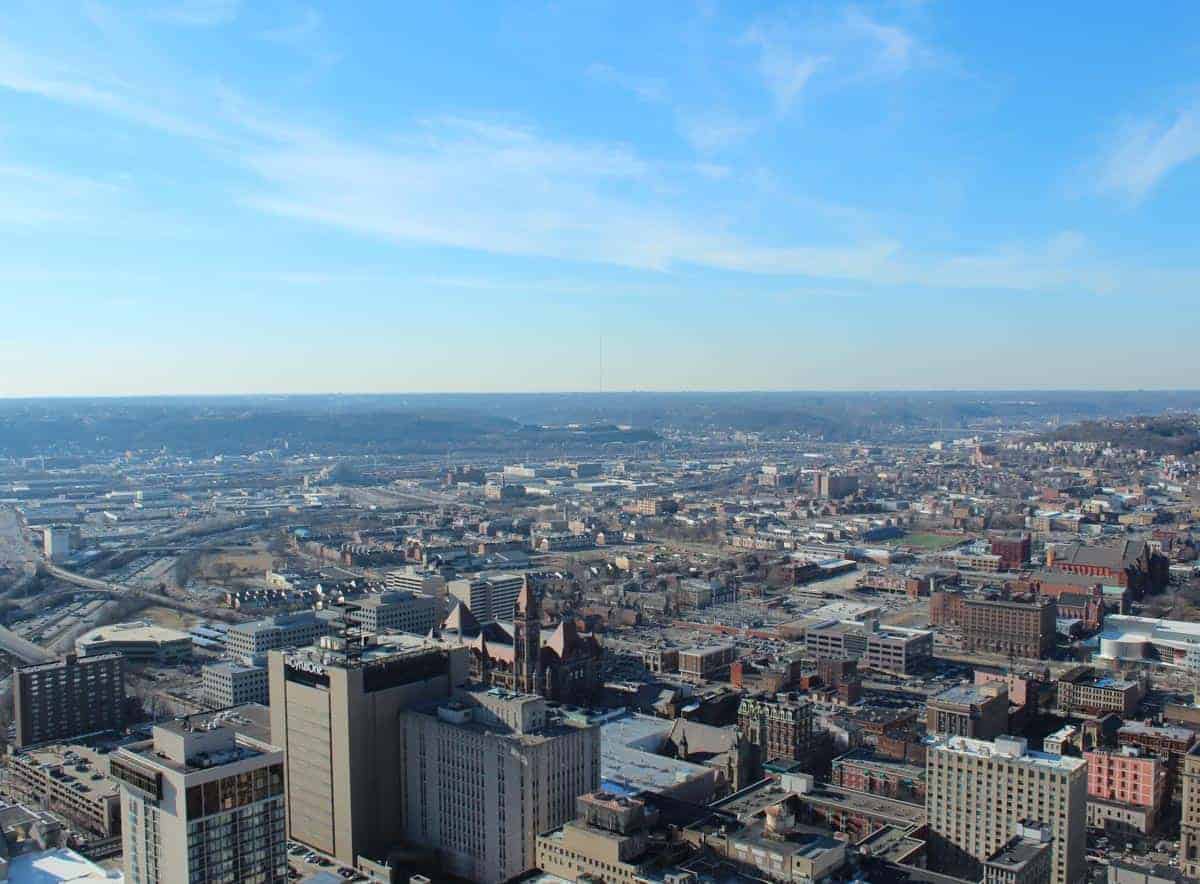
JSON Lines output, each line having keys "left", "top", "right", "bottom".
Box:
{"left": 1097, "top": 102, "right": 1200, "bottom": 201}
{"left": 742, "top": 26, "right": 826, "bottom": 113}
{"left": 149, "top": 0, "right": 241, "bottom": 27}
{"left": 262, "top": 7, "right": 339, "bottom": 67}
{"left": 742, "top": 6, "right": 931, "bottom": 113}
{"left": 0, "top": 12, "right": 1184, "bottom": 300}
{"left": 586, "top": 63, "right": 667, "bottom": 103}
{"left": 0, "top": 37, "right": 232, "bottom": 142}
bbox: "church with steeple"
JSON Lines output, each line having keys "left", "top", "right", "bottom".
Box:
{"left": 434, "top": 582, "right": 602, "bottom": 705}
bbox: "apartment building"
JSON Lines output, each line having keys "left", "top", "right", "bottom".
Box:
{"left": 111, "top": 720, "right": 287, "bottom": 884}
{"left": 13, "top": 653, "right": 126, "bottom": 749}
{"left": 926, "top": 735, "right": 1087, "bottom": 884}
{"left": 398, "top": 687, "right": 601, "bottom": 883}
{"left": 1085, "top": 748, "right": 1166, "bottom": 836}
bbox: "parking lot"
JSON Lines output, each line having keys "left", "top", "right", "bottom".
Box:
{"left": 287, "top": 841, "right": 371, "bottom": 882}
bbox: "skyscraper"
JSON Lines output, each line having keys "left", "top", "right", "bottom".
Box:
{"left": 267, "top": 633, "right": 470, "bottom": 866}
{"left": 925, "top": 735, "right": 1086, "bottom": 884}
{"left": 111, "top": 719, "right": 286, "bottom": 884}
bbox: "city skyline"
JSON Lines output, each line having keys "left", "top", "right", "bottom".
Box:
{"left": 3, "top": 1, "right": 1200, "bottom": 394}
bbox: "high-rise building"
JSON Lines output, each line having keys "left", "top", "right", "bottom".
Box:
{"left": 813, "top": 471, "right": 858, "bottom": 499}
{"left": 1180, "top": 744, "right": 1200, "bottom": 878}
{"left": 925, "top": 735, "right": 1086, "bottom": 884}
{"left": 42, "top": 525, "right": 73, "bottom": 563}
{"left": 447, "top": 572, "right": 526, "bottom": 623}
{"left": 111, "top": 719, "right": 287, "bottom": 884}
{"left": 268, "top": 633, "right": 470, "bottom": 866}
{"left": 398, "top": 686, "right": 600, "bottom": 883}
{"left": 13, "top": 653, "right": 126, "bottom": 749}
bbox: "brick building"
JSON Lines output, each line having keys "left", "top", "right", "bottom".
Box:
{"left": 962, "top": 596, "right": 1056, "bottom": 659}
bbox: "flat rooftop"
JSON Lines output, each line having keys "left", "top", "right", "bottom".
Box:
{"left": 926, "top": 735, "right": 1087, "bottom": 772}
{"left": 930, "top": 683, "right": 1002, "bottom": 707}
{"left": 598, "top": 712, "right": 711, "bottom": 794}
{"left": 800, "top": 784, "right": 926, "bottom": 827}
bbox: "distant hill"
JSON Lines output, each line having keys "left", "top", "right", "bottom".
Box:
{"left": 1043, "top": 416, "right": 1200, "bottom": 454}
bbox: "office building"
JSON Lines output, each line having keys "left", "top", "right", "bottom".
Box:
{"left": 42, "top": 525, "right": 73, "bottom": 563}
{"left": 74, "top": 621, "right": 191, "bottom": 664}
{"left": 346, "top": 591, "right": 439, "bottom": 636}
{"left": 926, "top": 735, "right": 1087, "bottom": 884}
{"left": 224, "top": 610, "right": 335, "bottom": 659}
{"left": 13, "top": 653, "right": 126, "bottom": 749}
{"left": 1180, "top": 744, "right": 1200, "bottom": 878}
{"left": 111, "top": 719, "right": 286, "bottom": 884}
{"left": 737, "top": 693, "right": 816, "bottom": 765}
{"left": 447, "top": 572, "right": 526, "bottom": 623}
{"left": 804, "top": 620, "right": 933, "bottom": 675}
{"left": 927, "top": 682, "right": 1009, "bottom": 740}
{"left": 268, "top": 634, "right": 470, "bottom": 866}
{"left": 398, "top": 686, "right": 601, "bottom": 883}
{"left": 202, "top": 661, "right": 269, "bottom": 708}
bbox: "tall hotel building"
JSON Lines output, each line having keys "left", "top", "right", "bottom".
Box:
{"left": 13, "top": 652, "right": 126, "bottom": 749}
{"left": 926, "top": 735, "right": 1087, "bottom": 884}
{"left": 111, "top": 720, "right": 287, "bottom": 884}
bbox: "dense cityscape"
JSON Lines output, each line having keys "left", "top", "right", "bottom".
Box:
{"left": 0, "top": 394, "right": 1198, "bottom": 883}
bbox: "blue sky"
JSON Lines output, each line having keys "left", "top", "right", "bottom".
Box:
{"left": 2, "top": 0, "right": 1199, "bottom": 395}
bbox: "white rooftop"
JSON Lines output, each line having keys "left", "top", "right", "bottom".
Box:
{"left": 927, "top": 735, "right": 1087, "bottom": 772}
{"left": 7, "top": 848, "right": 122, "bottom": 883}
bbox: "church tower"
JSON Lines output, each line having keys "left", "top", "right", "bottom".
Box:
{"left": 513, "top": 582, "right": 541, "bottom": 694}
